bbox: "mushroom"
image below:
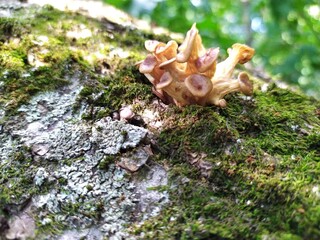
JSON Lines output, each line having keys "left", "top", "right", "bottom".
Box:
{"left": 137, "top": 23, "right": 255, "bottom": 108}
{"left": 175, "top": 23, "right": 209, "bottom": 77}
{"left": 185, "top": 74, "right": 212, "bottom": 105}
{"left": 233, "top": 43, "right": 255, "bottom": 64}
{"left": 120, "top": 105, "right": 135, "bottom": 121}
{"left": 176, "top": 23, "right": 205, "bottom": 63}
{"left": 214, "top": 43, "right": 255, "bottom": 79}
{"left": 207, "top": 72, "right": 253, "bottom": 107}
{"left": 196, "top": 47, "right": 220, "bottom": 78}
{"left": 138, "top": 54, "right": 164, "bottom": 85}
{"left": 156, "top": 71, "right": 174, "bottom": 89}
{"left": 144, "top": 40, "right": 178, "bottom": 64}
{"left": 155, "top": 40, "right": 178, "bottom": 61}
{"left": 156, "top": 72, "right": 192, "bottom": 106}
{"left": 238, "top": 71, "right": 253, "bottom": 95}
{"left": 145, "top": 40, "right": 161, "bottom": 52}
{"left": 159, "top": 57, "right": 176, "bottom": 69}
{"left": 159, "top": 57, "right": 189, "bottom": 82}
{"left": 139, "top": 55, "right": 157, "bottom": 74}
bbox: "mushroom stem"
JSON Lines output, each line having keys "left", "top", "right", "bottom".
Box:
{"left": 214, "top": 44, "right": 255, "bottom": 79}
{"left": 159, "top": 57, "right": 189, "bottom": 81}
{"left": 156, "top": 72, "right": 192, "bottom": 106}
{"left": 151, "top": 86, "right": 173, "bottom": 104}
{"left": 208, "top": 72, "right": 253, "bottom": 107}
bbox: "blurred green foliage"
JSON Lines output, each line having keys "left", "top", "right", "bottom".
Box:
{"left": 105, "top": 0, "right": 320, "bottom": 99}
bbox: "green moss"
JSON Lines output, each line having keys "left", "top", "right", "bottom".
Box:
{"left": 0, "top": 9, "right": 92, "bottom": 114}
{"left": 0, "top": 4, "right": 165, "bottom": 119}
{"left": 35, "top": 214, "right": 64, "bottom": 237}
{"left": 0, "top": 2, "right": 174, "bottom": 120}
{"left": 78, "top": 62, "right": 153, "bottom": 121}
{"left": 98, "top": 155, "right": 117, "bottom": 170}
{"left": 0, "top": 64, "right": 72, "bottom": 114}
{"left": 0, "top": 150, "right": 53, "bottom": 223}
{"left": 0, "top": 49, "right": 26, "bottom": 69}
{"left": 0, "top": 17, "right": 28, "bottom": 41}
{"left": 132, "top": 87, "right": 320, "bottom": 239}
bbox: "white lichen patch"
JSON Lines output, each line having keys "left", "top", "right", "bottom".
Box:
{"left": 33, "top": 163, "right": 138, "bottom": 238}
{"left": 58, "top": 228, "right": 103, "bottom": 240}
{"left": 133, "top": 164, "right": 169, "bottom": 220}
{"left": 91, "top": 117, "right": 147, "bottom": 155}
{"left": 66, "top": 24, "right": 92, "bottom": 39}
{"left": 109, "top": 47, "right": 130, "bottom": 59}
{"left": 34, "top": 167, "right": 49, "bottom": 186}
{"left": 0, "top": 71, "right": 168, "bottom": 238}
{"left": 311, "top": 185, "right": 320, "bottom": 198}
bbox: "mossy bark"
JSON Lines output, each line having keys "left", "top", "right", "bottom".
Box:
{"left": 0, "top": 2, "right": 319, "bottom": 240}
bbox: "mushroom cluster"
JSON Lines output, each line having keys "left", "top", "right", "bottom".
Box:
{"left": 138, "top": 23, "right": 255, "bottom": 107}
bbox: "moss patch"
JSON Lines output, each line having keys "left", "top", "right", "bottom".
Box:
{"left": 0, "top": 5, "right": 169, "bottom": 116}
{"left": 78, "top": 63, "right": 154, "bottom": 120}
{"left": 0, "top": 150, "right": 53, "bottom": 218}
{"left": 132, "top": 88, "right": 320, "bottom": 239}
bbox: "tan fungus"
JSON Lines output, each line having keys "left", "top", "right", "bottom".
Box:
{"left": 137, "top": 23, "right": 255, "bottom": 107}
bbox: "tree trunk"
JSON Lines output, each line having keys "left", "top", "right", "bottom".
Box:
{"left": 0, "top": 1, "right": 319, "bottom": 239}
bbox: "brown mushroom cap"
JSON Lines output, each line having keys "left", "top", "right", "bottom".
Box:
{"left": 139, "top": 55, "right": 157, "bottom": 73}
{"left": 176, "top": 23, "right": 198, "bottom": 63}
{"left": 159, "top": 57, "right": 176, "bottom": 69}
{"left": 156, "top": 71, "right": 174, "bottom": 89}
{"left": 196, "top": 47, "right": 220, "bottom": 72}
{"left": 238, "top": 72, "right": 253, "bottom": 95}
{"left": 185, "top": 74, "right": 212, "bottom": 97}
{"left": 230, "top": 44, "right": 255, "bottom": 64}
{"left": 155, "top": 40, "right": 178, "bottom": 59}
{"left": 145, "top": 40, "right": 161, "bottom": 52}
